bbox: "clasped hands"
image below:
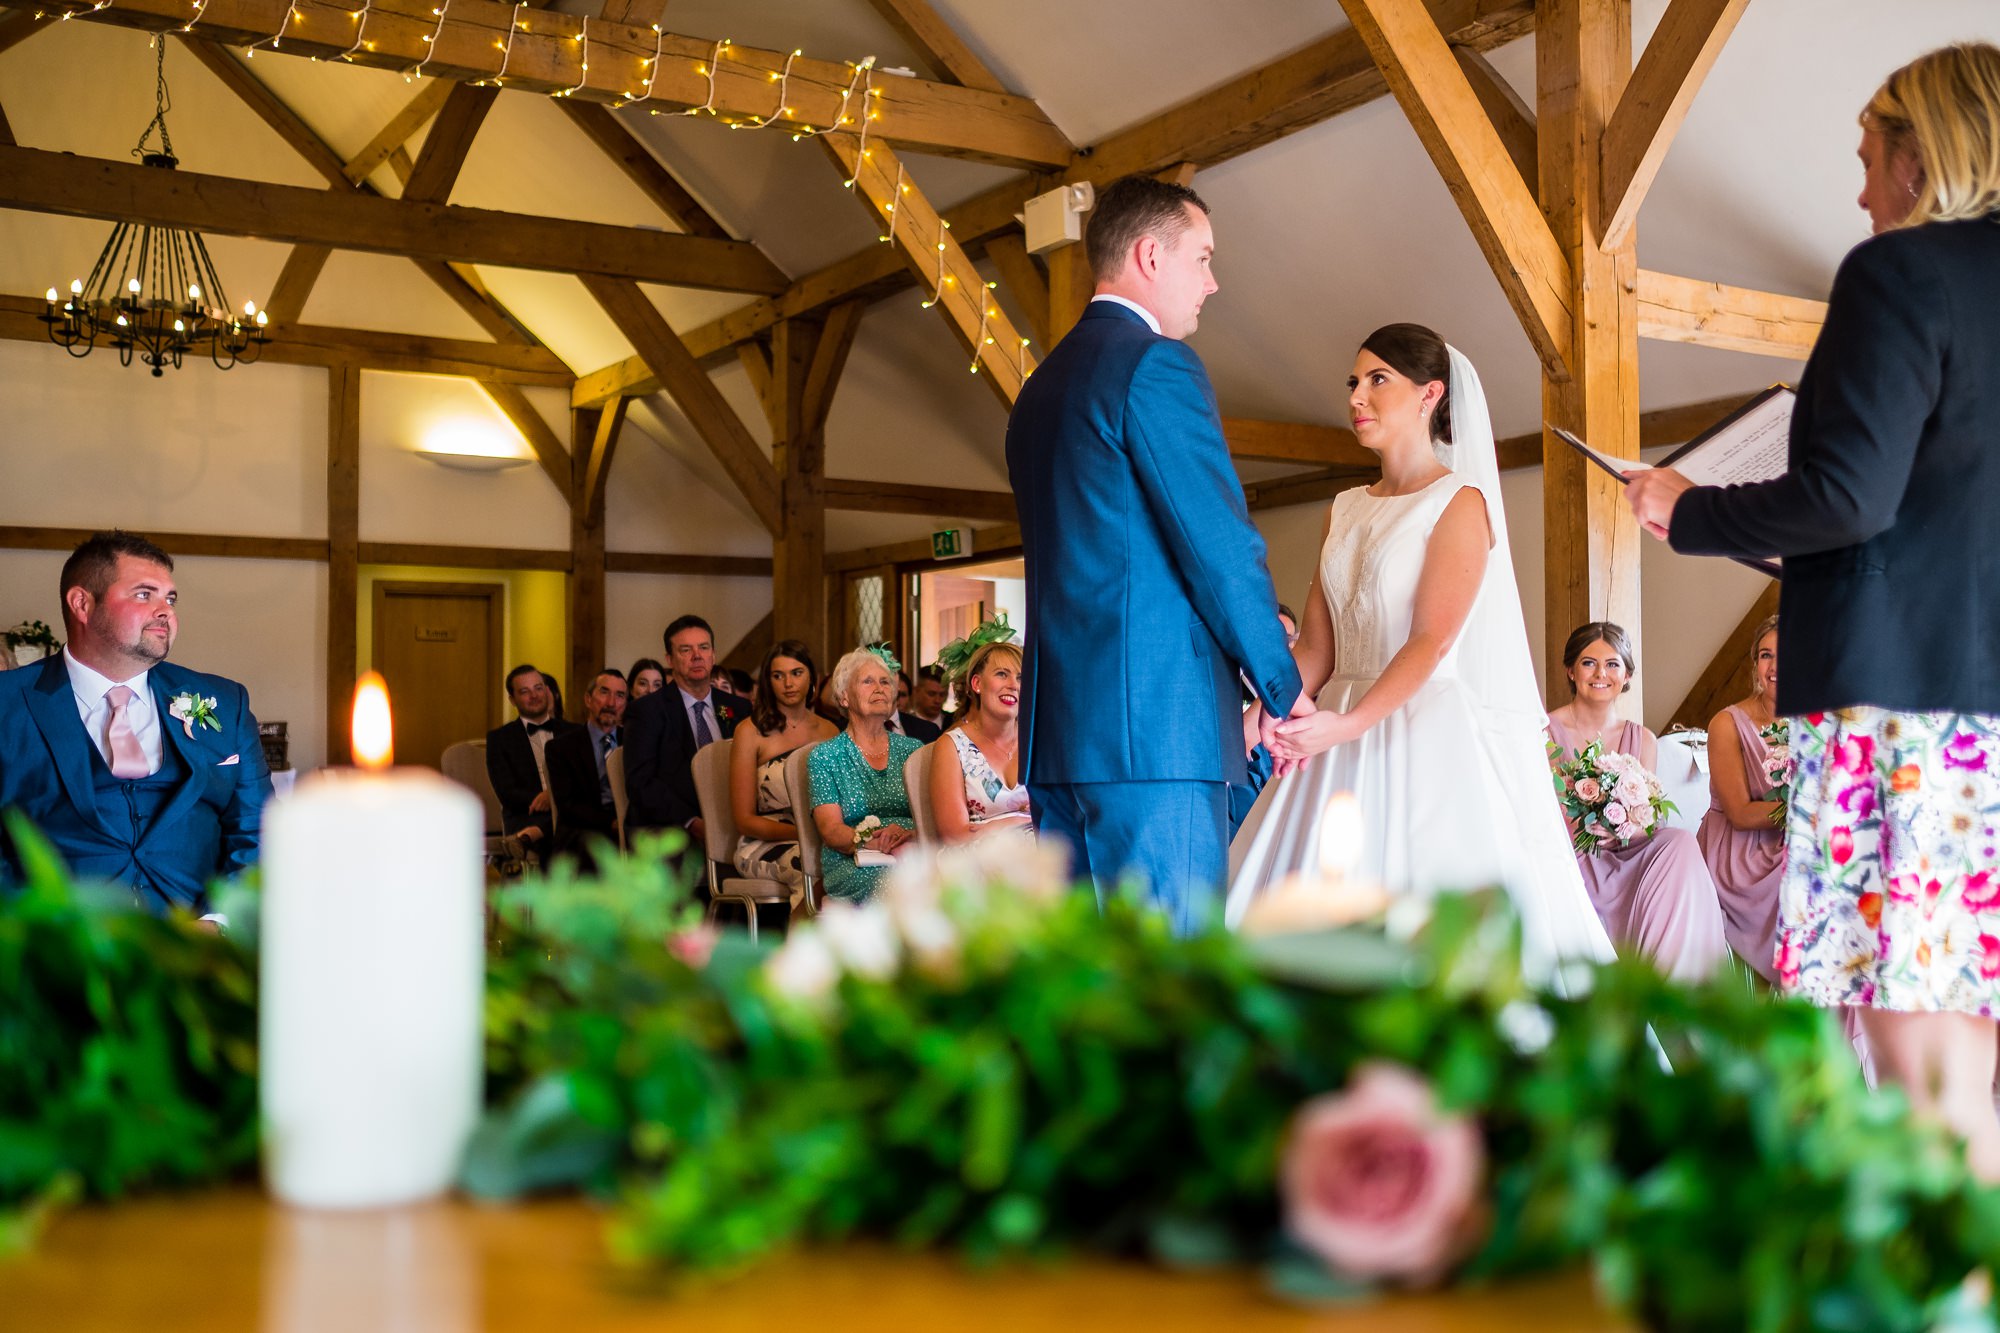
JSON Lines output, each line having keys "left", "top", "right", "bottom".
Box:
{"left": 1249, "top": 692, "right": 1369, "bottom": 777}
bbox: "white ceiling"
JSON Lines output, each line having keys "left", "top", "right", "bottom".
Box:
{"left": 2, "top": 0, "right": 1996, "bottom": 550}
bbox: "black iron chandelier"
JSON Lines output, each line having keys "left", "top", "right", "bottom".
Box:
{"left": 41, "top": 40, "right": 269, "bottom": 377}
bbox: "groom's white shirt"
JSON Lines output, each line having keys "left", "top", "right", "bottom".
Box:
{"left": 1089, "top": 294, "right": 1161, "bottom": 335}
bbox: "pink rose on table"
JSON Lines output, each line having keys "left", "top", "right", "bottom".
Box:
{"left": 1603, "top": 801, "right": 1628, "bottom": 827}
{"left": 1573, "top": 777, "right": 1603, "bottom": 803}
{"left": 1280, "top": 1063, "right": 1486, "bottom": 1286}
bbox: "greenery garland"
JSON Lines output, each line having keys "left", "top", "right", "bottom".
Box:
{"left": 6, "top": 821, "right": 2000, "bottom": 1332}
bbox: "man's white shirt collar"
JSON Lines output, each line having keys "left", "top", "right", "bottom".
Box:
{"left": 64, "top": 647, "right": 150, "bottom": 708}
{"left": 63, "top": 646, "right": 163, "bottom": 773}
{"left": 1090, "top": 293, "right": 1162, "bottom": 335}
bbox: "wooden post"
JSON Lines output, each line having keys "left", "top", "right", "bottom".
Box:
{"left": 769, "top": 302, "right": 864, "bottom": 665}
{"left": 568, "top": 402, "right": 620, "bottom": 717}
{"left": 1537, "top": 0, "right": 1642, "bottom": 711}
{"left": 325, "top": 363, "right": 360, "bottom": 764}
{"left": 1045, "top": 240, "right": 1094, "bottom": 348}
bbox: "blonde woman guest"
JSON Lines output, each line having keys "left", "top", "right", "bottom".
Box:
{"left": 930, "top": 630, "right": 1032, "bottom": 843}
{"left": 1699, "top": 616, "right": 1787, "bottom": 983}
{"left": 1546, "top": 622, "right": 1729, "bottom": 983}
{"left": 1627, "top": 44, "right": 2000, "bottom": 1175}
{"left": 810, "top": 647, "right": 921, "bottom": 902}
{"left": 730, "top": 639, "right": 837, "bottom": 900}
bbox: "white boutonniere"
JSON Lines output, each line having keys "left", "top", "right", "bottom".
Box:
{"left": 167, "top": 692, "right": 222, "bottom": 739}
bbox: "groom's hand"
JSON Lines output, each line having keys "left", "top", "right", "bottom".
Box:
{"left": 1262, "top": 692, "right": 1316, "bottom": 775}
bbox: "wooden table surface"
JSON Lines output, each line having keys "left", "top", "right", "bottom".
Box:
{"left": 0, "top": 1190, "right": 1631, "bottom": 1331}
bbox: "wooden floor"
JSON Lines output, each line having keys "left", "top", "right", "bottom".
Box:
{"left": 0, "top": 1189, "right": 1631, "bottom": 1331}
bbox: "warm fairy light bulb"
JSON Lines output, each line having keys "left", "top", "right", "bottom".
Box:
{"left": 352, "top": 672, "right": 394, "bottom": 770}
{"left": 1316, "top": 794, "right": 1363, "bottom": 880}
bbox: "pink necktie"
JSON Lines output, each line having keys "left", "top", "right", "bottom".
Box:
{"left": 104, "top": 684, "right": 150, "bottom": 779}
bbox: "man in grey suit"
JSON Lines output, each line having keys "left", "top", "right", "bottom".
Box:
{"left": 1006, "top": 175, "right": 1304, "bottom": 934}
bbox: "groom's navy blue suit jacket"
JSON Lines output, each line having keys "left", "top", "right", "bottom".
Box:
{"left": 0, "top": 654, "right": 270, "bottom": 912}
{"left": 1006, "top": 300, "right": 1301, "bottom": 787}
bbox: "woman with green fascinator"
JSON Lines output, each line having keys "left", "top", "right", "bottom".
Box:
{"left": 809, "top": 644, "right": 922, "bottom": 902}
{"left": 930, "top": 616, "right": 1033, "bottom": 844}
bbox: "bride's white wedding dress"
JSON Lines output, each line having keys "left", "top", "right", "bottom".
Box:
{"left": 1227, "top": 348, "right": 1614, "bottom": 984}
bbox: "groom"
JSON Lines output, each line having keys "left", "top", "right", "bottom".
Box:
{"left": 1006, "top": 174, "right": 1303, "bottom": 934}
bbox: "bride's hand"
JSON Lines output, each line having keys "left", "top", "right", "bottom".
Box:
{"left": 1274, "top": 708, "right": 1367, "bottom": 758}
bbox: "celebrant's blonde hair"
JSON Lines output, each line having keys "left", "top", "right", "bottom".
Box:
{"left": 1863, "top": 42, "right": 2000, "bottom": 225}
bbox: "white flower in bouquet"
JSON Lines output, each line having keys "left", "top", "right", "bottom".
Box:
{"left": 1612, "top": 774, "right": 1650, "bottom": 809}
{"left": 816, "top": 901, "right": 902, "bottom": 980}
{"left": 766, "top": 929, "right": 840, "bottom": 1001}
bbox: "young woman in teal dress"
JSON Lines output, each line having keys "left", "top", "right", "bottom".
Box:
{"left": 809, "top": 646, "right": 921, "bottom": 901}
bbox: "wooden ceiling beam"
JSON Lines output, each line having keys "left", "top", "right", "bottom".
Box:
{"left": 1244, "top": 468, "right": 1377, "bottom": 513}
{"left": 582, "top": 394, "right": 629, "bottom": 518}
{"left": 262, "top": 244, "right": 334, "bottom": 325}
{"left": 863, "top": 0, "right": 1010, "bottom": 95}
{"left": 801, "top": 299, "right": 867, "bottom": 434}
{"left": 1668, "top": 579, "right": 1779, "bottom": 731}
{"left": 607, "top": 551, "right": 774, "bottom": 578}
{"left": 1637, "top": 268, "right": 1825, "bottom": 359}
{"left": 0, "top": 143, "right": 787, "bottom": 292}
{"left": 1491, "top": 391, "right": 1763, "bottom": 470}
{"left": 44, "top": 0, "right": 1071, "bottom": 169}
{"left": 571, "top": 172, "right": 1040, "bottom": 406}
{"left": 0, "top": 294, "right": 572, "bottom": 384}
{"left": 177, "top": 38, "right": 352, "bottom": 187}
{"left": 1452, "top": 45, "right": 1536, "bottom": 197}
{"left": 823, "top": 135, "right": 1034, "bottom": 405}
{"left": 827, "top": 522, "right": 1021, "bottom": 573}
{"left": 1222, "top": 417, "right": 1374, "bottom": 468}
{"left": 400, "top": 84, "right": 499, "bottom": 203}
{"left": 983, "top": 233, "right": 1050, "bottom": 351}
{"left": 1338, "top": 0, "right": 1573, "bottom": 380}
{"left": 0, "top": 9, "right": 50, "bottom": 57}
{"left": 557, "top": 102, "right": 732, "bottom": 239}
{"left": 343, "top": 81, "right": 455, "bottom": 184}
{"left": 581, "top": 273, "right": 783, "bottom": 534}
{"left": 1598, "top": 0, "right": 1751, "bottom": 248}
{"left": 818, "top": 478, "right": 1016, "bottom": 523}
{"left": 483, "top": 382, "right": 573, "bottom": 492}
{"left": 1069, "top": 0, "right": 1535, "bottom": 186}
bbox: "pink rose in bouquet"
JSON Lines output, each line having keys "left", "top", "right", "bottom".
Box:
{"left": 1759, "top": 721, "right": 1794, "bottom": 826}
{"left": 1551, "top": 739, "right": 1677, "bottom": 854}
{"left": 1281, "top": 1063, "right": 1486, "bottom": 1285}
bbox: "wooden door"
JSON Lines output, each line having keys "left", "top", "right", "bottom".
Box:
{"left": 372, "top": 581, "right": 504, "bottom": 771}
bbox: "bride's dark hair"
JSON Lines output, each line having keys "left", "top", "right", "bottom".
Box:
{"left": 1360, "top": 323, "right": 1452, "bottom": 444}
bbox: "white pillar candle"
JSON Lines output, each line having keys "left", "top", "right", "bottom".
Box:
{"left": 261, "top": 674, "right": 484, "bottom": 1209}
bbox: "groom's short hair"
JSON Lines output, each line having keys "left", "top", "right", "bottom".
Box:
{"left": 1086, "top": 176, "right": 1210, "bottom": 283}
{"left": 60, "top": 530, "right": 174, "bottom": 601}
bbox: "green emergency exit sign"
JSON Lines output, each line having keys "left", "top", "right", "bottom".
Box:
{"left": 932, "top": 527, "right": 970, "bottom": 560}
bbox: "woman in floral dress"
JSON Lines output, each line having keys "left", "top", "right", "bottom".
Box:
{"left": 1626, "top": 43, "right": 2000, "bottom": 1176}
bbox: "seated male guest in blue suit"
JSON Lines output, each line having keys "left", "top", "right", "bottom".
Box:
{"left": 623, "top": 614, "right": 746, "bottom": 847}
{"left": 547, "top": 667, "right": 627, "bottom": 867}
{"left": 1005, "top": 175, "right": 1304, "bottom": 935}
{"left": 0, "top": 531, "right": 271, "bottom": 917}
{"left": 485, "top": 664, "right": 577, "bottom": 857}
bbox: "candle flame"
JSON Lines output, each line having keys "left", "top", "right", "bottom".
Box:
{"left": 351, "top": 672, "right": 393, "bottom": 770}
{"left": 1316, "top": 794, "right": 1362, "bottom": 880}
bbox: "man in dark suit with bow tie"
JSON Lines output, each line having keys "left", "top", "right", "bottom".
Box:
{"left": 623, "top": 614, "right": 747, "bottom": 847}
{"left": 0, "top": 531, "right": 271, "bottom": 917}
{"left": 484, "top": 664, "right": 578, "bottom": 855}
{"left": 547, "top": 667, "right": 627, "bottom": 867}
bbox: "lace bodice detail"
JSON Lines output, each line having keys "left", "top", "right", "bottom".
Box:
{"left": 1320, "top": 475, "right": 1480, "bottom": 676}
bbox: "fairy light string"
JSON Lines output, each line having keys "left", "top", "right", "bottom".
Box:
{"left": 246, "top": 0, "right": 298, "bottom": 53}
{"left": 408, "top": 0, "right": 451, "bottom": 79}
{"left": 735, "top": 46, "right": 800, "bottom": 129}
{"left": 178, "top": 0, "right": 213, "bottom": 35}
{"left": 554, "top": 16, "right": 591, "bottom": 97}
{"left": 477, "top": 1, "right": 522, "bottom": 84}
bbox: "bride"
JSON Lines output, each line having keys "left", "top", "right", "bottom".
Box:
{"left": 1228, "top": 324, "right": 1614, "bottom": 981}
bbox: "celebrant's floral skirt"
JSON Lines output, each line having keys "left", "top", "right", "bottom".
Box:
{"left": 1778, "top": 706, "right": 2000, "bottom": 1015}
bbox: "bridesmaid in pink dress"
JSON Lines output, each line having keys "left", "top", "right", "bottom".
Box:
{"left": 1546, "top": 622, "right": 1729, "bottom": 983}
{"left": 1698, "top": 615, "right": 1786, "bottom": 983}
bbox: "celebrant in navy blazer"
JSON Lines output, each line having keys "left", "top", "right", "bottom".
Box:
{"left": 0, "top": 532, "right": 269, "bottom": 915}
{"left": 1005, "top": 175, "right": 1302, "bottom": 933}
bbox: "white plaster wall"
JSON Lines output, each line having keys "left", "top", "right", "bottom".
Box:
{"left": 607, "top": 572, "right": 773, "bottom": 677}
{"left": 0, "top": 340, "right": 324, "bottom": 535}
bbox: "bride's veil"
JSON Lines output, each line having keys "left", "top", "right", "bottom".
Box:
{"left": 1440, "top": 345, "right": 1546, "bottom": 728}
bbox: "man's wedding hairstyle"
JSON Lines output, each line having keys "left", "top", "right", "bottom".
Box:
{"left": 1359, "top": 323, "right": 1453, "bottom": 446}
{"left": 60, "top": 530, "right": 174, "bottom": 602}
{"left": 1085, "top": 174, "right": 1210, "bottom": 282}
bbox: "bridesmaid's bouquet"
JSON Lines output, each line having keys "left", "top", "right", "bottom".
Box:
{"left": 1759, "top": 721, "right": 1793, "bottom": 825}
{"left": 1552, "top": 742, "right": 1678, "bottom": 854}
